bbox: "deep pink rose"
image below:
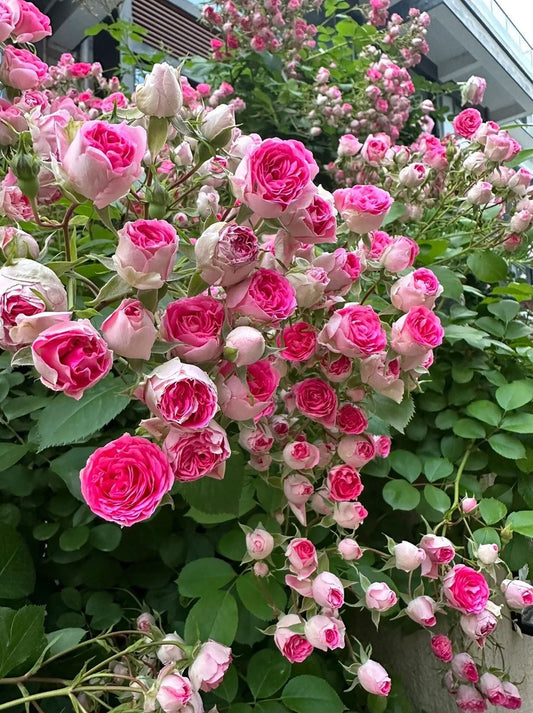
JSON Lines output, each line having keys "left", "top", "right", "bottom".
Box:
{"left": 452, "top": 653, "right": 479, "bottom": 683}
{"left": 283, "top": 440, "right": 320, "bottom": 470}
{"left": 0, "top": 45, "right": 48, "bottom": 90}
{"left": 453, "top": 108, "right": 483, "bottom": 138}
{"left": 161, "top": 295, "right": 224, "bottom": 363}
{"left": 333, "top": 185, "right": 393, "bottom": 233}
{"left": 194, "top": 222, "right": 259, "bottom": 286}
{"left": 443, "top": 564, "right": 490, "bottom": 614}
{"left": 364, "top": 230, "right": 393, "bottom": 261}
{"left": 280, "top": 192, "right": 337, "bottom": 244}
{"left": 189, "top": 640, "right": 232, "bottom": 692}
{"left": 456, "top": 686, "right": 487, "bottom": 712}
{"left": 101, "top": 299, "right": 156, "bottom": 360}
{"left": 80, "top": 434, "right": 174, "bottom": 526}
{"left": 286, "top": 538, "right": 318, "bottom": 579}
{"left": 357, "top": 660, "right": 391, "bottom": 697}
{"left": 391, "top": 305, "right": 444, "bottom": 357}
{"left": 326, "top": 464, "right": 363, "bottom": 501}
{"left": 501, "top": 682, "right": 521, "bottom": 710}
{"left": 304, "top": 615, "right": 345, "bottom": 651}
{"left": 320, "top": 354, "right": 353, "bottom": 383}
{"left": 113, "top": 219, "right": 178, "bottom": 290}
{"left": 32, "top": 319, "right": 112, "bottom": 399}
{"left": 277, "top": 322, "right": 317, "bottom": 362}
{"left": 337, "top": 404, "right": 368, "bottom": 434}
{"left": 218, "top": 359, "right": 280, "bottom": 421}
{"left": 231, "top": 138, "right": 318, "bottom": 218}
{"left": 138, "top": 358, "right": 218, "bottom": 429}
{"left": 62, "top": 120, "right": 146, "bottom": 209}
{"left": 292, "top": 377, "right": 338, "bottom": 428}
{"left": 337, "top": 433, "right": 376, "bottom": 468}
{"left": 391, "top": 268, "right": 442, "bottom": 312}
{"left": 430, "top": 634, "right": 453, "bottom": 662}
{"left": 13, "top": 0, "right": 51, "bottom": 42}
{"left": 274, "top": 614, "right": 314, "bottom": 663}
{"left": 319, "top": 303, "right": 386, "bottom": 359}
{"left": 226, "top": 268, "right": 296, "bottom": 324}
{"left": 162, "top": 421, "right": 230, "bottom": 481}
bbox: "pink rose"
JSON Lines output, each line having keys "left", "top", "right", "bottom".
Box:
{"left": 274, "top": 614, "right": 314, "bottom": 663}
{"left": 80, "top": 434, "right": 174, "bottom": 526}
{"left": 0, "top": 168, "right": 32, "bottom": 220}
{"left": 398, "top": 163, "right": 427, "bottom": 187}
{"left": 254, "top": 562, "right": 269, "bottom": 577}
{"left": 280, "top": 192, "right": 337, "bottom": 244}
{"left": 0, "top": 0, "right": 19, "bottom": 43}
{"left": 479, "top": 673, "right": 506, "bottom": 706}
{"left": 283, "top": 441, "right": 320, "bottom": 470}
{"left": 338, "top": 133, "right": 361, "bottom": 157}
{"left": 462, "top": 75, "right": 486, "bottom": 105}
{"left": 391, "top": 268, "right": 443, "bottom": 312}
{"left": 13, "top": 0, "right": 51, "bottom": 42}
{"left": 319, "top": 304, "right": 386, "bottom": 359}
{"left": 101, "top": 299, "right": 156, "bottom": 360}
{"left": 32, "top": 320, "right": 112, "bottom": 399}
{"left": 431, "top": 634, "right": 453, "bottom": 662}
{"left": 138, "top": 358, "right": 218, "bottom": 429}
{"left": 357, "top": 660, "right": 391, "bottom": 697}
{"left": 0, "top": 99, "right": 27, "bottom": 146}
{"left": 361, "top": 133, "right": 391, "bottom": 165}
{"left": 484, "top": 132, "right": 514, "bottom": 162}
{"left": 156, "top": 672, "right": 193, "bottom": 713}
{"left": 337, "top": 434, "right": 376, "bottom": 468}
{"left": 456, "top": 686, "right": 487, "bottom": 712}
{"left": 391, "top": 305, "right": 444, "bottom": 357}
{"left": 286, "top": 538, "right": 318, "bottom": 579}
{"left": 287, "top": 266, "right": 329, "bottom": 309}
{"left": 381, "top": 236, "right": 419, "bottom": 272}
{"left": 62, "top": 120, "right": 146, "bottom": 209}
{"left": 113, "top": 219, "right": 178, "bottom": 290}
{"left": 194, "top": 222, "right": 259, "bottom": 287}
{"left": 365, "top": 582, "right": 397, "bottom": 612}
{"left": 420, "top": 534, "right": 454, "bottom": 577}
{"left": 284, "top": 473, "right": 313, "bottom": 525}
{"left": 443, "top": 564, "right": 490, "bottom": 614}
{"left": 405, "top": 596, "right": 436, "bottom": 626}
{"left": 277, "top": 322, "right": 317, "bottom": 362}
{"left": 0, "top": 226, "right": 38, "bottom": 259}
{"left": 452, "top": 653, "right": 479, "bottom": 683}
{"left": 360, "top": 352, "right": 403, "bottom": 403}
{"left": 313, "top": 248, "right": 362, "bottom": 296}
{"left": 500, "top": 579, "right": 533, "bottom": 610}
{"left": 238, "top": 422, "right": 274, "bottom": 454}
{"left": 501, "top": 682, "right": 521, "bottom": 710}
{"left": 231, "top": 138, "right": 318, "bottom": 218}
{"left": 320, "top": 354, "right": 353, "bottom": 383}
{"left": 227, "top": 268, "right": 296, "bottom": 324}
{"left": 333, "top": 501, "right": 368, "bottom": 530}
{"left": 333, "top": 185, "right": 393, "bottom": 233}
{"left": 136, "top": 612, "right": 155, "bottom": 632}
{"left": 510, "top": 210, "right": 532, "bottom": 233}
{"left": 162, "top": 421, "right": 230, "bottom": 481}
{"left": 218, "top": 360, "right": 280, "bottom": 421}
{"left": 326, "top": 464, "right": 363, "bottom": 502}
{"left": 453, "top": 108, "right": 483, "bottom": 138}
{"left": 225, "top": 326, "right": 265, "bottom": 366}
{"left": 394, "top": 541, "right": 426, "bottom": 572}
{"left": 338, "top": 538, "right": 362, "bottom": 560}
{"left": 374, "top": 435, "right": 391, "bottom": 458}
{"left": 304, "top": 615, "right": 345, "bottom": 651}
{"left": 188, "top": 640, "right": 232, "bottom": 692}
{"left": 246, "top": 528, "right": 274, "bottom": 560}
{"left": 336, "top": 404, "right": 368, "bottom": 434}
{"left": 160, "top": 296, "right": 224, "bottom": 364}
{"left": 460, "top": 609, "right": 498, "bottom": 646}
{"left": 0, "top": 45, "right": 48, "bottom": 90}
{"left": 312, "top": 571, "right": 344, "bottom": 609}
{"left": 291, "top": 377, "right": 338, "bottom": 428}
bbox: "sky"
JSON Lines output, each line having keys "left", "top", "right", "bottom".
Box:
{"left": 496, "top": 0, "right": 533, "bottom": 45}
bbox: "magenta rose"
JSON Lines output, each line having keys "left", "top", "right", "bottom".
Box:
{"left": 391, "top": 268, "right": 443, "bottom": 312}
{"left": 337, "top": 433, "right": 376, "bottom": 468}
{"left": 391, "top": 305, "right": 444, "bottom": 357}
{"left": 138, "top": 358, "right": 218, "bottom": 429}
{"left": 443, "top": 564, "right": 490, "bottom": 614}
{"left": 336, "top": 404, "right": 368, "bottom": 434}
{"left": 292, "top": 377, "right": 338, "bottom": 428}
{"left": 113, "top": 218, "right": 178, "bottom": 290}
{"left": 162, "top": 421, "right": 230, "bottom": 482}
{"left": 13, "top": 0, "right": 51, "bottom": 42}
{"left": 62, "top": 120, "right": 146, "bottom": 209}
{"left": 101, "top": 299, "right": 156, "bottom": 360}
{"left": 452, "top": 653, "right": 479, "bottom": 683}
{"left": 80, "top": 434, "right": 174, "bottom": 526}
{"left": 32, "top": 319, "right": 112, "bottom": 399}
{"left": 333, "top": 185, "right": 393, "bottom": 233}
{"left": 226, "top": 268, "right": 296, "bottom": 324}
{"left": 231, "top": 138, "right": 318, "bottom": 218}
{"left": 326, "top": 464, "right": 363, "bottom": 501}
{"left": 431, "top": 634, "right": 453, "bottom": 662}
{"left": 277, "top": 321, "right": 317, "bottom": 362}
{"left": 453, "top": 108, "right": 483, "bottom": 139}
{"left": 194, "top": 222, "right": 259, "bottom": 287}
{"left": 319, "top": 303, "right": 386, "bottom": 359}
{"left": 161, "top": 295, "right": 224, "bottom": 363}
{"left": 280, "top": 192, "right": 337, "bottom": 244}
{"left": 274, "top": 614, "right": 314, "bottom": 663}
{"left": 0, "top": 45, "right": 48, "bottom": 90}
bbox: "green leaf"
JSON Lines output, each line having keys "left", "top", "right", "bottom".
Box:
{"left": 248, "top": 649, "right": 291, "bottom": 699}
{"left": 382, "top": 201, "right": 405, "bottom": 226}
{"left": 236, "top": 573, "right": 287, "bottom": 621}
{"left": 184, "top": 590, "right": 238, "bottom": 646}
{"left": 467, "top": 251, "right": 507, "bottom": 283}
{"left": 423, "top": 457, "right": 453, "bottom": 482}
{"left": 488, "top": 433, "right": 526, "bottom": 460}
{"left": 388, "top": 450, "right": 421, "bottom": 483}
{"left": 495, "top": 381, "right": 533, "bottom": 411}
{"left": 423, "top": 485, "right": 451, "bottom": 513}
{"left": 506, "top": 511, "right": 533, "bottom": 538}
{"left": 382, "top": 481, "right": 420, "bottom": 511}
{"left": 0, "top": 444, "right": 28, "bottom": 472}
{"left": 487, "top": 300, "right": 519, "bottom": 323}
{"left": 59, "top": 526, "right": 89, "bottom": 551}
{"left": 373, "top": 394, "right": 414, "bottom": 434}
{"left": 282, "top": 675, "right": 344, "bottom": 713}
{"left": 501, "top": 413, "right": 533, "bottom": 434}
{"left": 479, "top": 498, "right": 507, "bottom": 525}
{"left": 188, "top": 271, "right": 210, "bottom": 297}
{"left": 452, "top": 419, "right": 486, "bottom": 439}
{"left": 177, "top": 452, "right": 245, "bottom": 516}
{"left": 0, "top": 605, "right": 47, "bottom": 677}
{"left": 444, "top": 325, "right": 491, "bottom": 349}
{"left": 177, "top": 558, "right": 236, "bottom": 598}
{"left": 2, "top": 395, "right": 49, "bottom": 420}
{"left": 0, "top": 524, "right": 35, "bottom": 599}
{"left": 36, "top": 376, "right": 131, "bottom": 451}
{"left": 46, "top": 628, "right": 86, "bottom": 657}
{"left": 465, "top": 401, "right": 502, "bottom": 427}
{"left": 473, "top": 527, "right": 501, "bottom": 548}
{"left": 50, "top": 447, "right": 95, "bottom": 501}
{"left": 429, "top": 265, "right": 463, "bottom": 301}
{"left": 90, "top": 524, "right": 122, "bottom": 552}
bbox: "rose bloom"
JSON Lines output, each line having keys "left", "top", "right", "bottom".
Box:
{"left": 394, "top": 541, "right": 426, "bottom": 572}
{"left": 226, "top": 268, "right": 296, "bottom": 324}
{"left": 0, "top": 45, "right": 48, "bottom": 90}
{"left": 365, "top": 582, "right": 397, "bottom": 612}
{"left": 291, "top": 377, "right": 338, "bottom": 428}
{"left": 326, "top": 464, "right": 363, "bottom": 502}
{"left": 337, "top": 434, "right": 376, "bottom": 468}
{"left": 156, "top": 673, "right": 195, "bottom": 713}
{"left": 381, "top": 236, "right": 419, "bottom": 273}
{"left": 338, "top": 133, "right": 361, "bottom": 157}
{"left": 391, "top": 305, "right": 444, "bottom": 357}
{"left": 0, "top": 100, "right": 27, "bottom": 146}
{"left": 479, "top": 673, "right": 506, "bottom": 706}
{"left": 361, "top": 132, "right": 391, "bottom": 166}
{"left": 286, "top": 538, "right": 318, "bottom": 579}
{"left": 357, "top": 660, "right": 391, "bottom": 697}
{"left": 319, "top": 303, "right": 387, "bottom": 359}
{"left": 162, "top": 421, "right": 230, "bottom": 481}
{"left": 304, "top": 615, "right": 345, "bottom": 651}
{"left": 277, "top": 322, "right": 317, "bottom": 362}
{"left": 238, "top": 422, "right": 274, "bottom": 454}
{"left": 430, "top": 634, "right": 453, "bottom": 662}
{"left": 13, "top": 1, "right": 51, "bottom": 42}
{"left": 101, "top": 299, "right": 156, "bottom": 360}
{"left": 338, "top": 538, "right": 363, "bottom": 560}
{"left": 460, "top": 609, "right": 498, "bottom": 646}
{"left": 312, "top": 571, "right": 344, "bottom": 609}
{"left": 189, "top": 640, "right": 232, "bottom": 692}
{"left": 333, "top": 185, "right": 393, "bottom": 233}
{"left": 501, "top": 682, "right": 522, "bottom": 710}
{"left": 320, "top": 354, "right": 353, "bottom": 383}
{"left": 283, "top": 441, "right": 320, "bottom": 470}
{"left": 62, "top": 120, "right": 146, "bottom": 209}
{"left": 336, "top": 404, "right": 368, "bottom": 434}
{"left": 406, "top": 596, "right": 436, "bottom": 626}
{"left": 160, "top": 295, "right": 224, "bottom": 363}
{"left": 453, "top": 108, "right": 483, "bottom": 138}
{"left": 500, "top": 579, "right": 533, "bottom": 610}
{"left": 231, "top": 137, "right": 318, "bottom": 218}
{"left": 280, "top": 191, "right": 337, "bottom": 244}
{"left": 452, "top": 653, "right": 479, "bottom": 683}
{"left": 360, "top": 352, "right": 403, "bottom": 403}
{"left": 456, "top": 686, "right": 487, "bottom": 713}
{"left": 246, "top": 528, "right": 274, "bottom": 560}
{"left": 138, "top": 358, "right": 218, "bottom": 430}
{"left": 194, "top": 222, "right": 259, "bottom": 287}
{"left": 32, "top": 320, "right": 112, "bottom": 400}
{"left": 443, "top": 564, "right": 490, "bottom": 615}
{"left": 80, "top": 434, "right": 174, "bottom": 526}
{"left": 218, "top": 360, "right": 280, "bottom": 422}
{"left": 313, "top": 248, "right": 362, "bottom": 297}
{"left": 113, "top": 219, "right": 178, "bottom": 290}
{"left": 333, "top": 501, "right": 368, "bottom": 530}
{"left": 274, "top": 614, "right": 313, "bottom": 663}
{"left": 391, "top": 268, "right": 443, "bottom": 312}
{"left": 374, "top": 435, "right": 391, "bottom": 458}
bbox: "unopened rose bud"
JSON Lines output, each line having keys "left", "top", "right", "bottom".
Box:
{"left": 157, "top": 632, "right": 185, "bottom": 665}
{"left": 135, "top": 62, "right": 183, "bottom": 118}
{"left": 253, "top": 561, "right": 269, "bottom": 577}
{"left": 224, "top": 326, "right": 265, "bottom": 366}
{"left": 136, "top": 612, "right": 155, "bottom": 632}
{"left": 394, "top": 541, "right": 426, "bottom": 572}
{"left": 461, "top": 496, "right": 477, "bottom": 514}
{"left": 337, "top": 538, "right": 362, "bottom": 560}
{"left": 246, "top": 528, "right": 274, "bottom": 560}
{"left": 201, "top": 104, "right": 235, "bottom": 148}
{"left": 477, "top": 543, "right": 499, "bottom": 565}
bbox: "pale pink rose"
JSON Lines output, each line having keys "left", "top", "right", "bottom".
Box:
{"left": 394, "top": 541, "right": 426, "bottom": 572}
{"left": 311, "top": 488, "right": 333, "bottom": 516}
{"left": 284, "top": 473, "right": 313, "bottom": 525}
{"left": 357, "top": 660, "right": 391, "bottom": 697}
{"left": 238, "top": 422, "right": 274, "bottom": 454}
{"left": 510, "top": 210, "right": 532, "bottom": 233}
{"left": 62, "top": 120, "right": 146, "bottom": 209}
{"left": 254, "top": 562, "right": 269, "bottom": 577}
{"left": 32, "top": 320, "right": 112, "bottom": 399}
{"left": 477, "top": 543, "right": 499, "bottom": 565}
{"left": 473, "top": 120, "right": 499, "bottom": 145}
{"left": 194, "top": 222, "right": 259, "bottom": 287}
{"left": 249, "top": 454, "right": 272, "bottom": 472}
{"left": 113, "top": 219, "right": 178, "bottom": 290}
{"left": 431, "top": 634, "right": 453, "bottom": 662}
{"left": 501, "top": 682, "right": 521, "bottom": 710}
{"left": 286, "top": 538, "right": 318, "bottom": 579}
{"left": 360, "top": 353, "right": 403, "bottom": 403}
{"left": 374, "top": 435, "right": 391, "bottom": 458}
{"left": 456, "top": 686, "right": 487, "bottom": 712}
{"left": 452, "top": 653, "right": 479, "bottom": 683}
{"left": 135, "top": 62, "right": 182, "bottom": 118}
{"left": 406, "top": 596, "right": 436, "bottom": 626}
{"left": 101, "top": 299, "right": 156, "bottom": 360}
{"left": 201, "top": 104, "right": 234, "bottom": 145}
{"left": 285, "top": 574, "right": 314, "bottom": 598}
{"left": 361, "top": 133, "right": 391, "bottom": 166}
{"left": 304, "top": 615, "right": 345, "bottom": 651}
{"left": 0, "top": 0, "right": 19, "bottom": 43}
{"left": 313, "top": 249, "right": 362, "bottom": 296}
{"left": 274, "top": 614, "right": 313, "bottom": 663}
{"left": 231, "top": 138, "right": 318, "bottom": 218}
{"left": 479, "top": 673, "right": 506, "bottom": 706}
{"left": 287, "top": 266, "right": 329, "bottom": 309}
{"left": 80, "top": 434, "right": 174, "bottom": 526}
{"left": 453, "top": 108, "right": 482, "bottom": 138}
{"left": 333, "top": 501, "right": 368, "bottom": 530}
{"left": 362, "top": 230, "right": 393, "bottom": 262}
{"left": 466, "top": 181, "right": 493, "bottom": 205}
{"left": 225, "top": 326, "right": 265, "bottom": 366}
{"left": 226, "top": 268, "right": 296, "bottom": 324}
{"left": 138, "top": 358, "right": 218, "bottom": 429}
{"left": 501, "top": 579, "right": 533, "bottom": 610}
{"left": 461, "top": 496, "right": 478, "bottom": 513}
{"left": 162, "top": 421, "right": 230, "bottom": 482}
{"left": 365, "top": 582, "right": 397, "bottom": 612}
{"left": 337, "top": 433, "right": 376, "bottom": 468}
{"left": 218, "top": 359, "right": 279, "bottom": 421}
{"left": 381, "top": 235, "right": 419, "bottom": 272}
{"left": 398, "top": 163, "right": 426, "bottom": 187}
{"left": 391, "top": 268, "right": 442, "bottom": 312}
{"left": 156, "top": 672, "right": 192, "bottom": 713}
{"left": 326, "top": 464, "right": 363, "bottom": 502}
{"left": 291, "top": 377, "right": 338, "bottom": 428}
{"left": 312, "top": 571, "right": 344, "bottom": 609}
{"left": 189, "top": 640, "right": 232, "bottom": 692}
{"left": 338, "top": 133, "right": 361, "bottom": 157}
{"left": 391, "top": 305, "right": 444, "bottom": 357}
{"left": 463, "top": 151, "right": 487, "bottom": 173}
{"left": 462, "top": 75, "right": 486, "bottom": 105}
{"left": 160, "top": 295, "right": 224, "bottom": 364}
{"left": 320, "top": 354, "right": 353, "bottom": 383}
{"left": 283, "top": 441, "right": 320, "bottom": 470}
{"left": 0, "top": 168, "right": 32, "bottom": 221}
{"left": 503, "top": 234, "right": 523, "bottom": 252}
{"left": 338, "top": 538, "right": 362, "bottom": 560}
{"left": 280, "top": 191, "right": 337, "bottom": 244}
{"left": 0, "top": 45, "right": 48, "bottom": 90}
{"left": 443, "top": 565, "right": 490, "bottom": 615}
{"left": 336, "top": 404, "right": 367, "bottom": 434}
{"left": 13, "top": 0, "right": 51, "bottom": 42}
{"left": 10, "top": 311, "right": 71, "bottom": 348}
{"left": 0, "top": 99, "right": 27, "bottom": 146}
{"left": 136, "top": 612, "right": 156, "bottom": 632}
{"left": 333, "top": 185, "right": 393, "bottom": 233}
{"left": 460, "top": 609, "right": 498, "bottom": 646}
{"left": 0, "top": 226, "right": 38, "bottom": 259}
{"left": 420, "top": 534, "right": 454, "bottom": 577}
{"left": 277, "top": 321, "right": 317, "bottom": 362}
{"left": 319, "top": 304, "right": 386, "bottom": 359}
{"left": 30, "top": 110, "right": 70, "bottom": 162}
{"left": 246, "top": 528, "right": 274, "bottom": 560}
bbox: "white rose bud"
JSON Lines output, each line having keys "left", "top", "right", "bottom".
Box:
{"left": 477, "top": 543, "right": 499, "bottom": 565}
{"left": 135, "top": 62, "right": 183, "bottom": 118}
{"left": 201, "top": 104, "right": 235, "bottom": 147}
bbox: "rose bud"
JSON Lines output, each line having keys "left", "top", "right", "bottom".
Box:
{"left": 286, "top": 538, "right": 318, "bottom": 580}
{"left": 394, "top": 541, "right": 426, "bottom": 572}
{"left": 460, "top": 609, "right": 498, "bottom": 646}
{"left": 283, "top": 473, "right": 313, "bottom": 526}
{"left": 135, "top": 62, "right": 182, "bottom": 118}
{"left": 430, "top": 634, "right": 453, "bottom": 662}
{"left": 501, "top": 682, "right": 521, "bottom": 710}
{"left": 420, "top": 534, "right": 455, "bottom": 577}
{"left": 391, "top": 268, "right": 442, "bottom": 312}
{"left": 509, "top": 209, "right": 532, "bottom": 233}
{"left": 337, "top": 538, "right": 362, "bottom": 561}
{"left": 365, "top": 582, "right": 397, "bottom": 612}
{"left": 381, "top": 236, "right": 419, "bottom": 273}
{"left": 157, "top": 632, "right": 186, "bottom": 665}
{"left": 156, "top": 672, "right": 193, "bottom": 713}
{"left": 466, "top": 181, "right": 493, "bottom": 205}
{"left": 101, "top": 299, "right": 156, "bottom": 360}
{"left": 274, "top": 614, "right": 313, "bottom": 663}
{"left": 283, "top": 441, "right": 320, "bottom": 470}
{"left": 189, "top": 640, "right": 232, "bottom": 692}
{"left": 224, "top": 326, "right": 265, "bottom": 366}
{"left": 201, "top": 104, "right": 235, "bottom": 147}
{"left": 461, "top": 75, "right": 486, "bottom": 105}
{"left": 501, "top": 579, "right": 533, "bottom": 610}
{"left": 461, "top": 496, "right": 477, "bottom": 513}
{"left": 333, "top": 185, "right": 393, "bottom": 233}
{"left": 398, "top": 163, "right": 426, "bottom": 187}
{"left": 304, "top": 615, "right": 345, "bottom": 651}
{"left": 245, "top": 528, "right": 274, "bottom": 560}
{"left": 333, "top": 501, "right": 368, "bottom": 530}
{"left": 405, "top": 596, "right": 436, "bottom": 627}
{"left": 0, "top": 226, "right": 39, "bottom": 260}
{"left": 477, "top": 543, "right": 499, "bottom": 566}
{"left": 253, "top": 562, "right": 269, "bottom": 577}
{"left": 479, "top": 673, "right": 506, "bottom": 706}
{"left": 136, "top": 612, "right": 155, "bottom": 632}
{"left": 357, "top": 660, "right": 391, "bottom": 697}
{"left": 311, "top": 571, "right": 344, "bottom": 609}
{"left": 444, "top": 671, "right": 458, "bottom": 695}
{"left": 456, "top": 686, "right": 487, "bottom": 712}
{"left": 337, "top": 434, "right": 376, "bottom": 468}
{"left": 452, "top": 653, "right": 479, "bottom": 683}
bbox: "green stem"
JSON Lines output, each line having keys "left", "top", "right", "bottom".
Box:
{"left": 0, "top": 687, "right": 72, "bottom": 711}
{"left": 449, "top": 447, "right": 472, "bottom": 516}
